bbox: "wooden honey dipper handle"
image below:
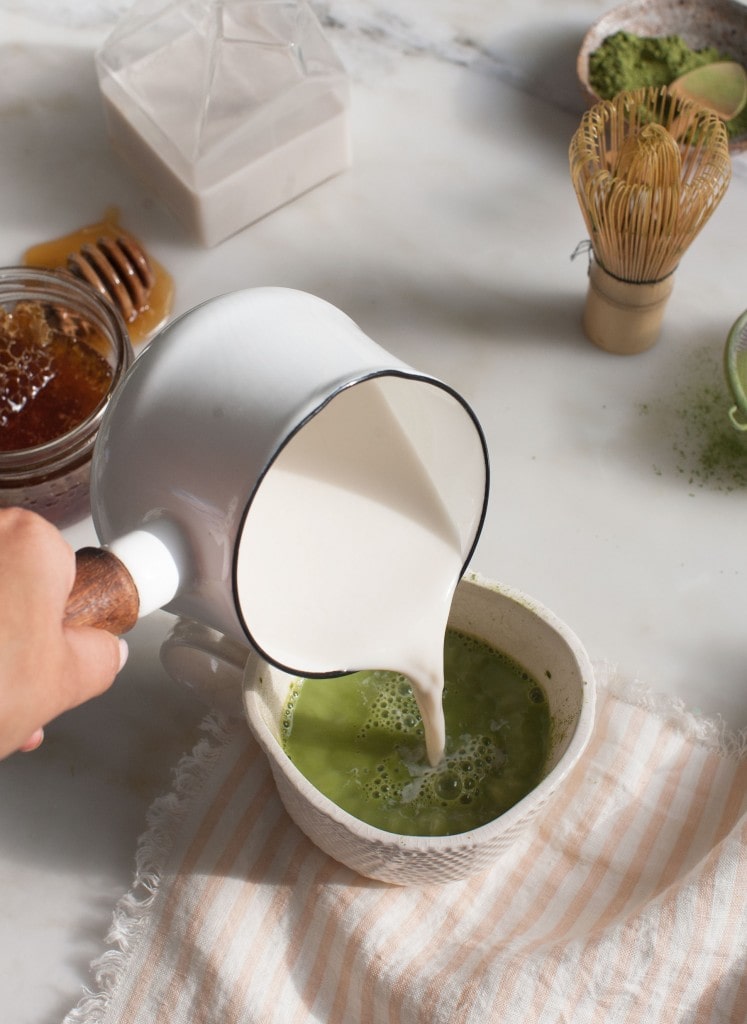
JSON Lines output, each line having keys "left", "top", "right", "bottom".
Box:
{"left": 64, "top": 547, "right": 140, "bottom": 634}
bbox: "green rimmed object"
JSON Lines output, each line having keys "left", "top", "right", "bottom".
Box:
{"left": 724, "top": 308, "right": 747, "bottom": 435}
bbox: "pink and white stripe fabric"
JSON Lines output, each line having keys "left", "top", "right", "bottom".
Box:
{"left": 65, "top": 668, "right": 747, "bottom": 1024}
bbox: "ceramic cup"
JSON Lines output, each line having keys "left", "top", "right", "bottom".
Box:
{"left": 89, "top": 286, "right": 489, "bottom": 677}
{"left": 161, "top": 572, "right": 596, "bottom": 885}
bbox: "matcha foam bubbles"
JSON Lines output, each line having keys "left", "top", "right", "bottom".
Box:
{"left": 282, "top": 630, "right": 552, "bottom": 837}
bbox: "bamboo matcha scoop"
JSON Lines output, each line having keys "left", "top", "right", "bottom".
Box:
{"left": 670, "top": 61, "right": 747, "bottom": 121}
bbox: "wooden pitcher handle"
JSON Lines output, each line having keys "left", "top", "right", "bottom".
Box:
{"left": 64, "top": 547, "right": 140, "bottom": 634}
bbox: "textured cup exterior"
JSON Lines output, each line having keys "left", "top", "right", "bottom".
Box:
{"left": 271, "top": 761, "right": 558, "bottom": 885}
{"left": 243, "top": 574, "right": 596, "bottom": 885}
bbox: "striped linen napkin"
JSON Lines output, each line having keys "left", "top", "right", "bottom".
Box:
{"left": 65, "top": 665, "right": 746, "bottom": 1024}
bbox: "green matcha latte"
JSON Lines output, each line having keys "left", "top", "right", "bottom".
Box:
{"left": 281, "top": 629, "right": 552, "bottom": 837}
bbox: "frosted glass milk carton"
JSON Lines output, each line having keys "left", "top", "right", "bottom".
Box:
{"left": 96, "top": 0, "right": 351, "bottom": 246}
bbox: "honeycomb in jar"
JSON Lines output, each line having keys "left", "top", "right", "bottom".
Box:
{"left": 0, "top": 299, "right": 113, "bottom": 452}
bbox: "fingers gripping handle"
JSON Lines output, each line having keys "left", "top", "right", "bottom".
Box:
{"left": 65, "top": 529, "right": 181, "bottom": 634}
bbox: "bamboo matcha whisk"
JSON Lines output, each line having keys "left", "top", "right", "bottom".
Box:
{"left": 569, "top": 86, "right": 731, "bottom": 354}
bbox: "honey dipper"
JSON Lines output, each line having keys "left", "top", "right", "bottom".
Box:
{"left": 65, "top": 235, "right": 155, "bottom": 325}
{"left": 23, "top": 210, "right": 174, "bottom": 346}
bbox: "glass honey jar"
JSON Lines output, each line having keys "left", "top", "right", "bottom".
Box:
{"left": 0, "top": 267, "right": 133, "bottom": 527}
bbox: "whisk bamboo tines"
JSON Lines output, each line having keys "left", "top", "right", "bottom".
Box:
{"left": 569, "top": 87, "right": 731, "bottom": 354}
{"left": 570, "top": 87, "right": 731, "bottom": 284}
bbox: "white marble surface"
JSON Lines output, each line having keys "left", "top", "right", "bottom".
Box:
{"left": 1, "top": 2, "right": 746, "bottom": 1021}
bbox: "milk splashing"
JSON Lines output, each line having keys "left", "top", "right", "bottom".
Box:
{"left": 236, "top": 376, "right": 485, "bottom": 766}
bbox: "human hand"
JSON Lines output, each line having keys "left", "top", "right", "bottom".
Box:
{"left": 0, "top": 507, "right": 128, "bottom": 760}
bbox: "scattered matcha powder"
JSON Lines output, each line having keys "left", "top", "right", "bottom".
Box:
{"left": 637, "top": 345, "right": 747, "bottom": 492}
{"left": 589, "top": 30, "right": 747, "bottom": 138}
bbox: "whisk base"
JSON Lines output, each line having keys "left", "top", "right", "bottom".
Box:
{"left": 583, "top": 260, "right": 675, "bottom": 355}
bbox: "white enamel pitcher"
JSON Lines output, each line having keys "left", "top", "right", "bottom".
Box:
{"left": 66, "top": 287, "right": 489, "bottom": 678}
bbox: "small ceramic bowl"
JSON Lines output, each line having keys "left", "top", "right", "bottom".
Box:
{"left": 577, "top": 0, "right": 747, "bottom": 152}
{"left": 242, "top": 572, "right": 596, "bottom": 885}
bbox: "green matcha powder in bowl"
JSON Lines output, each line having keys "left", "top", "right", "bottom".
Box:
{"left": 576, "top": 0, "right": 747, "bottom": 151}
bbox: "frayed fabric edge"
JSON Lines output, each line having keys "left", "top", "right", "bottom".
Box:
{"left": 593, "top": 659, "right": 747, "bottom": 762}
{"left": 61, "top": 663, "right": 743, "bottom": 1022}
{"left": 61, "top": 711, "right": 239, "bottom": 1024}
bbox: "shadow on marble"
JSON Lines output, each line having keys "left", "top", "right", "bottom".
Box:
{"left": 670, "top": 640, "right": 747, "bottom": 724}
{"left": 0, "top": 43, "right": 186, "bottom": 254}
{"left": 455, "top": 22, "right": 590, "bottom": 146}
{"left": 320, "top": 275, "right": 590, "bottom": 360}
{"left": 52, "top": 888, "right": 128, "bottom": 1022}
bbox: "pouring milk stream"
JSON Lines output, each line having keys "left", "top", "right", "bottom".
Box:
{"left": 237, "top": 377, "right": 473, "bottom": 765}
{"left": 84, "top": 289, "right": 489, "bottom": 766}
